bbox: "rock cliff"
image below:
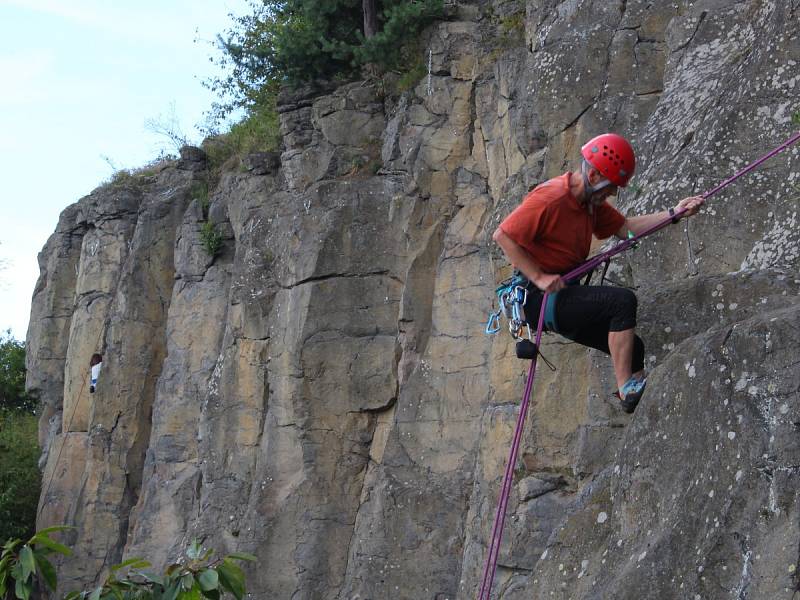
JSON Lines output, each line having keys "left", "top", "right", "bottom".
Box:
{"left": 28, "top": 1, "right": 800, "bottom": 598}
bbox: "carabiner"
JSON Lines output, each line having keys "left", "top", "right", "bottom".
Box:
{"left": 486, "top": 310, "right": 502, "bottom": 334}
{"left": 509, "top": 318, "right": 525, "bottom": 339}
{"left": 513, "top": 285, "right": 528, "bottom": 305}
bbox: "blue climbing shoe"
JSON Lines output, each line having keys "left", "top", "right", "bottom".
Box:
{"left": 619, "top": 376, "right": 646, "bottom": 414}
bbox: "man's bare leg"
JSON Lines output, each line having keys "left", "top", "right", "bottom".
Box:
{"left": 608, "top": 328, "right": 644, "bottom": 391}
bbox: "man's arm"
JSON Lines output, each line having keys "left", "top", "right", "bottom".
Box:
{"left": 492, "top": 228, "right": 565, "bottom": 292}
{"left": 616, "top": 195, "right": 705, "bottom": 237}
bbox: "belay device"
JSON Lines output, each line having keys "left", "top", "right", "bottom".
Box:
{"left": 477, "top": 129, "right": 800, "bottom": 600}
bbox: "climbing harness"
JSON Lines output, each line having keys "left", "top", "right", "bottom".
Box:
{"left": 485, "top": 274, "right": 529, "bottom": 339}
{"left": 478, "top": 129, "right": 800, "bottom": 600}
{"left": 486, "top": 274, "right": 557, "bottom": 366}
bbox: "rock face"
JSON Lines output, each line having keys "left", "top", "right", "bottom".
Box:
{"left": 28, "top": 1, "right": 800, "bottom": 599}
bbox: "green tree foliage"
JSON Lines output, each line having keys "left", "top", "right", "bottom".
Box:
{"left": 0, "top": 333, "right": 34, "bottom": 415}
{"left": 0, "top": 532, "right": 255, "bottom": 600}
{"left": 202, "top": 0, "right": 441, "bottom": 166}
{"left": 207, "top": 0, "right": 443, "bottom": 122}
{"left": 206, "top": 3, "right": 285, "bottom": 125}
{"left": 0, "top": 527, "right": 72, "bottom": 600}
{"left": 0, "top": 412, "right": 42, "bottom": 551}
{"left": 352, "top": 1, "right": 444, "bottom": 67}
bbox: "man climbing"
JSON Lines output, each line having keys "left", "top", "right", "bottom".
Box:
{"left": 89, "top": 353, "right": 102, "bottom": 394}
{"left": 492, "top": 133, "right": 704, "bottom": 413}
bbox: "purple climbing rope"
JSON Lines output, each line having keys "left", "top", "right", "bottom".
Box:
{"left": 477, "top": 296, "right": 547, "bottom": 600}
{"left": 477, "top": 129, "right": 800, "bottom": 600}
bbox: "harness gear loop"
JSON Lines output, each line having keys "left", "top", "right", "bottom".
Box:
{"left": 487, "top": 273, "right": 562, "bottom": 337}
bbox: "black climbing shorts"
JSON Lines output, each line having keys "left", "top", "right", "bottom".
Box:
{"left": 524, "top": 284, "right": 645, "bottom": 374}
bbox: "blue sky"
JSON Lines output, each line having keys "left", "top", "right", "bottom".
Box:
{"left": 0, "top": 0, "right": 251, "bottom": 340}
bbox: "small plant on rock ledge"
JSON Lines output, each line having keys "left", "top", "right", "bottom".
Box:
{"left": 499, "top": 11, "right": 525, "bottom": 46}
{"left": 102, "top": 155, "right": 173, "bottom": 189}
{"left": 191, "top": 180, "right": 211, "bottom": 218}
{"left": 395, "top": 57, "right": 427, "bottom": 93}
{"left": 200, "top": 220, "right": 224, "bottom": 257}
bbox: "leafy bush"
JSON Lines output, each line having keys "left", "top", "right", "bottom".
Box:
{"left": 227, "top": 104, "right": 281, "bottom": 156}
{"left": 207, "top": 0, "right": 443, "bottom": 123}
{"left": 0, "top": 532, "right": 255, "bottom": 600}
{"left": 0, "top": 332, "right": 33, "bottom": 414}
{"left": 66, "top": 540, "right": 255, "bottom": 600}
{"left": 394, "top": 44, "right": 427, "bottom": 92}
{"left": 0, "top": 411, "right": 40, "bottom": 544}
{"left": 498, "top": 11, "right": 525, "bottom": 47}
{"left": 352, "top": 0, "right": 444, "bottom": 69}
{"left": 0, "top": 526, "right": 72, "bottom": 600}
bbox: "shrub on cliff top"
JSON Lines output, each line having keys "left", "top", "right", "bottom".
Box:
{"left": 206, "top": 0, "right": 443, "bottom": 125}
{"left": 202, "top": 101, "right": 282, "bottom": 173}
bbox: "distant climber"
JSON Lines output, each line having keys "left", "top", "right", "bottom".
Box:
{"left": 492, "top": 133, "right": 704, "bottom": 413}
{"left": 89, "top": 353, "right": 102, "bottom": 394}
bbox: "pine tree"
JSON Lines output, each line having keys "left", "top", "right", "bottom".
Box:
{"left": 208, "top": 0, "right": 443, "bottom": 121}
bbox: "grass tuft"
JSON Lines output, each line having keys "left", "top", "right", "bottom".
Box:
{"left": 200, "top": 220, "right": 223, "bottom": 257}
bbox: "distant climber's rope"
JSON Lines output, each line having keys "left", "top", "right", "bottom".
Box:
{"left": 37, "top": 323, "right": 104, "bottom": 519}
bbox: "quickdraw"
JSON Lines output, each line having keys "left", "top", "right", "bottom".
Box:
{"left": 485, "top": 274, "right": 531, "bottom": 340}
{"left": 486, "top": 274, "right": 557, "bottom": 368}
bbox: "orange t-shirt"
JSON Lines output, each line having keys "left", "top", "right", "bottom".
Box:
{"left": 499, "top": 173, "right": 626, "bottom": 274}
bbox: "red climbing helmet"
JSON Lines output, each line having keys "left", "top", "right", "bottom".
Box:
{"left": 581, "top": 133, "right": 636, "bottom": 187}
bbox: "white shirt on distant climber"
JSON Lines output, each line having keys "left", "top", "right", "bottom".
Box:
{"left": 90, "top": 362, "right": 102, "bottom": 393}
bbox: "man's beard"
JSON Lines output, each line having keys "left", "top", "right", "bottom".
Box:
{"left": 581, "top": 190, "right": 609, "bottom": 213}
{"left": 589, "top": 191, "right": 609, "bottom": 206}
